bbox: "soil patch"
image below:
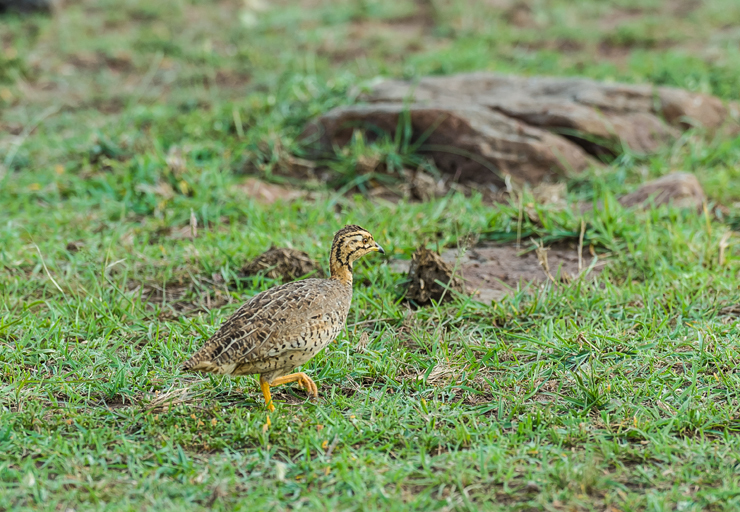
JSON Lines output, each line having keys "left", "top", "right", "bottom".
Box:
{"left": 393, "top": 242, "right": 605, "bottom": 304}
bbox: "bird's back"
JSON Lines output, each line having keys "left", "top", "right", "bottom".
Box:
{"left": 182, "top": 278, "right": 352, "bottom": 375}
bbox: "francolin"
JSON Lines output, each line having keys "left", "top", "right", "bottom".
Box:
{"left": 182, "top": 225, "right": 384, "bottom": 411}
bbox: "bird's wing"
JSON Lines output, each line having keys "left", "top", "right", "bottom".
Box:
{"left": 182, "top": 279, "right": 341, "bottom": 371}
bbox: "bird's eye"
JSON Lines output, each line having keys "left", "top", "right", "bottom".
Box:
{"left": 363, "top": 237, "right": 368, "bottom": 244}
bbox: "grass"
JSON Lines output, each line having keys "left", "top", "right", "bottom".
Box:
{"left": 3, "top": 0, "right": 740, "bottom": 510}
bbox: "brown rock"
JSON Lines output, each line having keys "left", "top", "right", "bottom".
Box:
{"left": 241, "top": 247, "right": 325, "bottom": 281}
{"left": 618, "top": 172, "right": 705, "bottom": 211}
{"left": 302, "top": 102, "right": 593, "bottom": 188}
{"left": 405, "top": 247, "right": 465, "bottom": 305}
{"left": 303, "top": 73, "right": 736, "bottom": 188}
{"left": 657, "top": 87, "right": 729, "bottom": 130}
{"left": 361, "top": 73, "right": 736, "bottom": 153}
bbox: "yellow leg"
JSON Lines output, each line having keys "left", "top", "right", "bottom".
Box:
{"left": 270, "top": 372, "right": 319, "bottom": 399}
{"left": 260, "top": 378, "right": 275, "bottom": 412}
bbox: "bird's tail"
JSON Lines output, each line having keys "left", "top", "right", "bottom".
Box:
{"left": 182, "top": 347, "right": 217, "bottom": 373}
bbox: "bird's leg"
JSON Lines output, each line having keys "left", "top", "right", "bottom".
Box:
{"left": 270, "top": 372, "right": 319, "bottom": 400}
{"left": 259, "top": 376, "right": 275, "bottom": 412}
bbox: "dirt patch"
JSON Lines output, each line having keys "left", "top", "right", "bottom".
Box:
{"left": 363, "top": 167, "right": 507, "bottom": 204}
{"left": 405, "top": 247, "right": 466, "bottom": 305}
{"left": 666, "top": 0, "right": 701, "bottom": 17}
{"left": 450, "top": 243, "right": 603, "bottom": 302}
{"left": 241, "top": 247, "right": 325, "bottom": 281}
{"left": 519, "top": 38, "right": 584, "bottom": 54}
{"left": 67, "top": 50, "right": 135, "bottom": 73}
{"left": 393, "top": 242, "right": 605, "bottom": 304}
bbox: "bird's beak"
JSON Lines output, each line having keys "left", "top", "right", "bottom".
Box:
{"left": 374, "top": 243, "right": 385, "bottom": 254}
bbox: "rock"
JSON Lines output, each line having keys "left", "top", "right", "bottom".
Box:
{"left": 241, "top": 247, "right": 324, "bottom": 281}
{"left": 302, "top": 103, "right": 593, "bottom": 188}
{"left": 303, "top": 73, "right": 737, "bottom": 187}
{"left": 618, "top": 172, "right": 705, "bottom": 211}
{"left": 0, "top": 0, "right": 53, "bottom": 13}
{"left": 360, "top": 73, "right": 735, "bottom": 153}
{"left": 405, "top": 247, "right": 465, "bottom": 305}
{"left": 657, "top": 87, "right": 730, "bottom": 130}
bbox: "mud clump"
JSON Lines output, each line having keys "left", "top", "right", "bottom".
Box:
{"left": 405, "top": 247, "right": 465, "bottom": 305}
{"left": 241, "top": 247, "right": 325, "bottom": 281}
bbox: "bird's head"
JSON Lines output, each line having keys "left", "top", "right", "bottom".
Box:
{"left": 329, "top": 225, "right": 384, "bottom": 281}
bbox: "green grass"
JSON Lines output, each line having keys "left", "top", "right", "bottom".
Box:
{"left": 4, "top": 0, "right": 740, "bottom": 510}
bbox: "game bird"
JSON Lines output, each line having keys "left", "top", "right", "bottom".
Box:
{"left": 182, "top": 225, "right": 384, "bottom": 411}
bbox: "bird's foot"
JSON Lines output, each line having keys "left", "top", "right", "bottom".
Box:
{"left": 297, "top": 374, "right": 319, "bottom": 400}
{"left": 267, "top": 372, "right": 319, "bottom": 404}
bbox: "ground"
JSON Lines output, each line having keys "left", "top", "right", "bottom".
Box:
{"left": 2, "top": 0, "right": 740, "bottom": 510}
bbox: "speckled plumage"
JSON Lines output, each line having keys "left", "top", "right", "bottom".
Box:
{"left": 182, "top": 225, "right": 384, "bottom": 410}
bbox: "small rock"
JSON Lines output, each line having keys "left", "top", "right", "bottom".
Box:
{"left": 241, "top": 247, "right": 324, "bottom": 281}
{"left": 405, "top": 247, "right": 465, "bottom": 305}
{"left": 618, "top": 172, "right": 705, "bottom": 211}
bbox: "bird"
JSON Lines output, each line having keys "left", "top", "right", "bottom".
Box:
{"left": 182, "top": 225, "right": 384, "bottom": 411}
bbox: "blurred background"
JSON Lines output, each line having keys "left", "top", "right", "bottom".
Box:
{"left": 2, "top": 0, "right": 740, "bottom": 205}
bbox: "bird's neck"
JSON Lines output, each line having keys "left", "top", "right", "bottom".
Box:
{"left": 329, "top": 243, "right": 354, "bottom": 286}
{"left": 329, "top": 259, "right": 353, "bottom": 286}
